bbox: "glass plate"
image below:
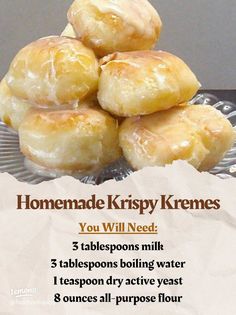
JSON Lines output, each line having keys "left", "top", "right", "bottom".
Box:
{"left": 0, "top": 93, "right": 235, "bottom": 184}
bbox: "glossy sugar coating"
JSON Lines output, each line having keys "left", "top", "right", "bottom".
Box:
{"left": 68, "top": 0, "right": 162, "bottom": 57}
{"left": 98, "top": 51, "right": 201, "bottom": 117}
{"left": 6, "top": 36, "right": 99, "bottom": 107}
{"left": 19, "top": 105, "right": 121, "bottom": 174}
{"left": 0, "top": 78, "right": 32, "bottom": 131}
{"left": 61, "top": 24, "right": 76, "bottom": 38}
{"left": 119, "top": 105, "right": 235, "bottom": 171}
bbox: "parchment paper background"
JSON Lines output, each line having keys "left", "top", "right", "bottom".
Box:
{"left": 0, "top": 161, "right": 236, "bottom": 314}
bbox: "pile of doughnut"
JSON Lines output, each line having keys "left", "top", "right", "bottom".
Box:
{"left": 0, "top": 0, "right": 235, "bottom": 177}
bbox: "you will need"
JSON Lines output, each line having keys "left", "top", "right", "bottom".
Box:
{"left": 79, "top": 222, "right": 158, "bottom": 235}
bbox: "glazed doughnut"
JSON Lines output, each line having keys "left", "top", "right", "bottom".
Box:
{"left": 6, "top": 36, "right": 99, "bottom": 107}
{"left": 98, "top": 51, "right": 201, "bottom": 117}
{"left": 61, "top": 24, "right": 76, "bottom": 38}
{"left": 0, "top": 78, "right": 31, "bottom": 131}
{"left": 68, "top": 0, "right": 162, "bottom": 57}
{"left": 19, "top": 106, "right": 121, "bottom": 174}
{"left": 119, "top": 105, "right": 235, "bottom": 171}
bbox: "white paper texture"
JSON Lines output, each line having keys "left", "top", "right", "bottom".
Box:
{"left": 0, "top": 161, "right": 236, "bottom": 314}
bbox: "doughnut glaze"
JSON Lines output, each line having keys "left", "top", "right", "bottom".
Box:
{"left": 119, "top": 105, "right": 235, "bottom": 171}
{"left": 98, "top": 51, "right": 201, "bottom": 117}
{"left": 6, "top": 36, "right": 99, "bottom": 107}
{"left": 0, "top": 78, "right": 31, "bottom": 130}
{"left": 61, "top": 24, "right": 76, "bottom": 38}
{"left": 68, "top": 0, "right": 162, "bottom": 57}
{"left": 19, "top": 106, "right": 121, "bottom": 174}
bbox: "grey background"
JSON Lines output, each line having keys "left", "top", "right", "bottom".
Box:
{"left": 0, "top": 0, "right": 235, "bottom": 89}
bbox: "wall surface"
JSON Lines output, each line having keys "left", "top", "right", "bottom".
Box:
{"left": 0, "top": 0, "right": 235, "bottom": 89}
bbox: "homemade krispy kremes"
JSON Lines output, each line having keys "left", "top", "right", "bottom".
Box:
{"left": 6, "top": 37, "right": 99, "bottom": 107}
{"left": 0, "top": 0, "right": 234, "bottom": 176}
{"left": 98, "top": 51, "right": 201, "bottom": 117}
{"left": 19, "top": 105, "right": 121, "bottom": 175}
{"left": 67, "top": 0, "right": 162, "bottom": 56}
{"left": 0, "top": 79, "right": 31, "bottom": 131}
{"left": 119, "top": 105, "right": 235, "bottom": 171}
